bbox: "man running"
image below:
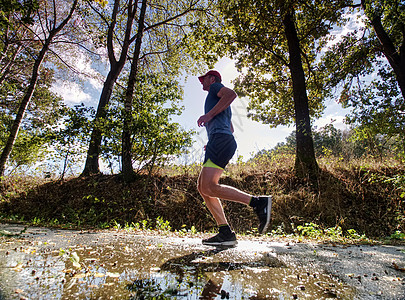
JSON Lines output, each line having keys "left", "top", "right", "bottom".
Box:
{"left": 197, "top": 70, "right": 272, "bottom": 247}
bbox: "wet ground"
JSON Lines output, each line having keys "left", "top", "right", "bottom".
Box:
{"left": 0, "top": 224, "right": 404, "bottom": 299}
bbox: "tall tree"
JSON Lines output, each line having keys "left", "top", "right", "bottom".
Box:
{"left": 361, "top": 0, "right": 405, "bottom": 99}
{"left": 121, "top": 0, "right": 147, "bottom": 180}
{"left": 0, "top": 1, "right": 38, "bottom": 87}
{"left": 104, "top": 74, "right": 193, "bottom": 176}
{"left": 83, "top": 0, "right": 216, "bottom": 176}
{"left": 0, "top": 0, "right": 79, "bottom": 178}
{"left": 82, "top": 0, "right": 138, "bottom": 176}
{"left": 49, "top": 104, "right": 94, "bottom": 180}
{"left": 282, "top": 9, "right": 318, "bottom": 178}
{"left": 219, "top": 0, "right": 350, "bottom": 178}
{"left": 0, "top": 70, "right": 64, "bottom": 174}
{"left": 121, "top": 0, "right": 212, "bottom": 179}
{"left": 322, "top": 0, "right": 405, "bottom": 157}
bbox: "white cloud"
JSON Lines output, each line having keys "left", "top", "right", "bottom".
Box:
{"left": 52, "top": 44, "right": 106, "bottom": 91}
{"left": 69, "top": 51, "right": 105, "bottom": 90}
{"left": 327, "top": 10, "right": 367, "bottom": 48}
{"left": 314, "top": 113, "right": 348, "bottom": 131}
{"left": 51, "top": 80, "right": 92, "bottom": 105}
{"left": 218, "top": 58, "right": 238, "bottom": 87}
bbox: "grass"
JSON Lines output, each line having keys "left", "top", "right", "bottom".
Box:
{"left": 0, "top": 153, "right": 404, "bottom": 244}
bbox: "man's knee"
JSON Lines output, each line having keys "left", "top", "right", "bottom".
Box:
{"left": 197, "top": 178, "right": 208, "bottom": 197}
{"left": 197, "top": 180, "right": 204, "bottom": 195}
{"left": 199, "top": 180, "right": 218, "bottom": 197}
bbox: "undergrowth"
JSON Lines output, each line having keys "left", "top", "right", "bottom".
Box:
{"left": 0, "top": 154, "right": 404, "bottom": 243}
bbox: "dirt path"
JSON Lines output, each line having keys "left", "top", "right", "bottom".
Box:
{"left": 0, "top": 224, "right": 404, "bottom": 299}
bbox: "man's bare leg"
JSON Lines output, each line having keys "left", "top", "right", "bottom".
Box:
{"left": 200, "top": 194, "right": 228, "bottom": 226}
{"left": 197, "top": 166, "right": 272, "bottom": 246}
{"left": 198, "top": 168, "right": 227, "bottom": 225}
{"left": 198, "top": 167, "right": 252, "bottom": 206}
{"left": 198, "top": 166, "right": 253, "bottom": 247}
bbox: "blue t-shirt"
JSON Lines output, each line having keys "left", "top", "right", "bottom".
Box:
{"left": 204, "top": 82, "right": 233, "bottom": 138}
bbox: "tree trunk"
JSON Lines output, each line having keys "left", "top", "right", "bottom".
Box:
{"left": 370, "top": 15, "right": 405, "bottom": 100}
{"left": 82, "top": 0, "right": 136, "bottom": 176}
{"left": 360, "top": 0, "right": 405, "bottom": 101}
{"left": 122, "top": 0, "right": 147, "bottom": 181}
{"left": 82, "top": 65, "right": 123, "bottom": 175}
{"left": 0, "top": 51, "right": 44, "bottom": 177}
{"left": 0, "top": 0, "right": 78, "bottom": 178}
{"left": 283, "top": 10, "right": 319, "bottom": 180}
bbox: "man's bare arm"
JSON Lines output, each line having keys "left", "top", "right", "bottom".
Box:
{"left": 197, "top": 87, "right": 237, "bottom": 127}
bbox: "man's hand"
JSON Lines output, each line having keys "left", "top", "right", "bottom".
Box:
{"left": 197, "top": 114, "right": 212, "bottom": 127}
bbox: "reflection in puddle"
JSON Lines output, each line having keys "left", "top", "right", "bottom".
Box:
{"left": 0, "top": 228, "right": 355, "bottom": 299}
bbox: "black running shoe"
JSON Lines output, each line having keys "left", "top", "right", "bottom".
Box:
{"left": 253, "top": 196, "right": 272, "bottom": 234}
{"left": 202, "top": 231, "right": 237, "bottom": 247}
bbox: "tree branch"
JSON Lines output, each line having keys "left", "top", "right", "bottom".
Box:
{"left": 107, "top": 0, "right": 121, "bottom": 65}
{"left": 52, "top": 0, "right": 57, "bottom": 30}
{"left": 50, "top": 39, "right": 103, "bottom": 57}
{"left": 47, "top": 47, "right": 98, "bottom": 79}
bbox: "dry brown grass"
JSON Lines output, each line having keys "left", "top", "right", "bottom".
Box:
{"left": 0, "top": 154, "right": 404, "bottom": 238}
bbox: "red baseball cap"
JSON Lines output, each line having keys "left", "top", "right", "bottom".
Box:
{"left": 198, "top": 70, "right": 222, "bottom": 83}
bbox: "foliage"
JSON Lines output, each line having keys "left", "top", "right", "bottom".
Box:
{"left": 47, "top": 104, "right": 95, "bottom": 179}
{"left": 266, "top": 123, "right": 356, "bottom": 159}
{"left": 0, "top": 0, "right": 39, "bottom": 28}
{"left": 155, "top": 216, "right": 172, "bottom": 232}
{"left": 1, "top": 68, "right": 63, "bottom": 127}
{"left": 389, "top": 230, "right": 405, "bottom": 241}
{"left": 0, "top": 0, "right": 80, "bottom": 178}
{"left": 138, "top": 0, "right": 217, "bottom": 75}
{"left": 103, "top": 74, "right": 194, "bottom": 174}
{"left": 0, "top": 20, "right": 62, "bottom": 126}
{"left": 0, "top": 66, "right": 66, "bottom": 174}
{"left": 217, "top": 0, "right": 350, "bottom": 127}
{"left": 215, "top": 0, "right": 353, "bottom": 178}
{"left": 180, "top": 0, "right": 227, "bottom": 68}
{"left": 321, "top": 0, "right": 405, "bottom": 158}
{"left": 0, "top": 0, "right": 38, "bottom": 95}
{"left": 262, "top": 122, "right": 405, "bottom": 163}
{"left": 81, "top": 0, "right": 218, "bottom": 175}
{"left": 294, "top": 222, "right": 370, "bottom": 243}
{"left": 92, "top": 0, "right": 107, "bottom": 7}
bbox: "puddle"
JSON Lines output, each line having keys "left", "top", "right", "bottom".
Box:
{"left": 0, "top": 226, "right": 356, "bottom": 299}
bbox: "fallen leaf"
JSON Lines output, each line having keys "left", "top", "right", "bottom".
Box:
{"left": 84, "top": 258, "right": 99, "bottom": 262}
{"left": 150, "top": 267, "right": 160, "bottom": 272}
{"left": 88, "top": 285, "right": 98, "bottom": 288}
{"left": 72, "top": 273, "right": 87, "bottom": 279}
{"left": 70, "top": 252, "right": 81, "bottom": 269}
{"left": 94, "top": 273, "right": 105, "bottom": 278}
{"left": 63, "top": 269, "right": 73, "bottom": 274}
{"left": 103, "top": 283, "right": 114, "bottom": 286}
{"left": 106, "top": 272, "right": 120, "bottom": 278}
{"left": 11, "top": 263, "right": 23, "bottom": 272}
{"left": 392, "top": 262, "right": 405, "bottom": 272}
